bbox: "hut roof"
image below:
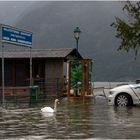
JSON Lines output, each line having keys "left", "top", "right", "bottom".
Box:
{"left": 0, "top": 48, "right": 83, "bottom": 60}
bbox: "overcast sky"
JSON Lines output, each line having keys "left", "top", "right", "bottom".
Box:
{"left": 0, "top": 1, "right": 35, "bottom": 25}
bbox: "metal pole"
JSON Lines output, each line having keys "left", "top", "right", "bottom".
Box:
{"left": 30, "top": 47, "right": 32, "bottom": 87}
{"left": 1, "top": 43, "right": 5, "bottom": 106}
{"left": 76, "top": 38, "right": 79, "bottom": 51}
{"left": 56, "top": 78, "right": 59, "bottom": 98}
{"left": 67, "top": 62, "right": 70, "bottom": 97}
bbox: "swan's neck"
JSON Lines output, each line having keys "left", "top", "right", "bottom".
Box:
{"left": 54, "top": 101, "right": 57, "bottom": 112}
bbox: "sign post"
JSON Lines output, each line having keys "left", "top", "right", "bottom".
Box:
{"left": 1, "top": 43, "right": 5, "bottom": 107}
{"left": 0, "top": 24, "right": 33, "bottom": 106}
{"left": 30, "top": 47, "right": 33, "bottom": 87}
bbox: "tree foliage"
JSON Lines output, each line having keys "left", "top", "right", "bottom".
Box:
{"left": 111, "top": 1, "right": 140, "bottom": 57}
{"left": 70, "top": 62, "right": 82, "bottom": 89}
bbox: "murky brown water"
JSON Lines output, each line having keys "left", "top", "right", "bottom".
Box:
{"left": 0, "top": 97, "right": 140, "bottom": 139}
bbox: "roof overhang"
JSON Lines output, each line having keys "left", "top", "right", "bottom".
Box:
{"left": 0, "top": 48, "right": 83, "bottom": 61}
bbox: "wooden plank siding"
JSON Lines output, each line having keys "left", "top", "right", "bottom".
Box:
{"left": 0, "top": 59, "right": 46, "bottom": 86}
{"left": 45, "top": 59, "right": 64, "bottom": 96}
{"left": 45, "top": 59, "right": 64, "bottom": 80}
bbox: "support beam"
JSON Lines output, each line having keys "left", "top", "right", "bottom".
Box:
{"left": 67, "top": 62, "right": 71, "bottom": 97}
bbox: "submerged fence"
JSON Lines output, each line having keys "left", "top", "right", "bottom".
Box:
{"left": 0, "top": 78, "right": 66, "bottom": 105}
{"left": 0, "top": 86, "right": 38, "bottom": 105}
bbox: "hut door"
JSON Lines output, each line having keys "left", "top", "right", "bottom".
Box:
{"left": 68, "top": 59, "right": 92, "bottom": 97}
{"left": 70, "top": 61, "right": 82, "bottom": 96}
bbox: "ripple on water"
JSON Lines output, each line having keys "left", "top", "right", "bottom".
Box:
{"left": 0, "top": 97, "right": 140, "bottom": 139}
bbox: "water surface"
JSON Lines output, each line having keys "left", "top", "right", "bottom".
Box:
{"left": 0, "top": 96, "right": 140, "bottom": 139}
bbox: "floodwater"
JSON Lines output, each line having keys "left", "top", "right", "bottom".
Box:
{"left": 0, "top": 96, "right": 140, "bottom": 140}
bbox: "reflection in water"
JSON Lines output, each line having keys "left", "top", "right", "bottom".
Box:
{"left": 0, "top": 97, "right": 140, "bottom": 139}
{"left": 108, "top": 106, "right": 140, "bottom": 139}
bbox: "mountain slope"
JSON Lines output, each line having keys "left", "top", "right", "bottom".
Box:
{"left": 14, "top": 1, "right": 140, "bottom": 81}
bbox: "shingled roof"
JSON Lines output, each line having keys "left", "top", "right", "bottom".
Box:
{"left": 0, "top": 48, "right": 83, "bottom": 59}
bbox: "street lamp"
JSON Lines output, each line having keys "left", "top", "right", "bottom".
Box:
{"left": 74, "top": 27, "right": 81, "bottom": 51}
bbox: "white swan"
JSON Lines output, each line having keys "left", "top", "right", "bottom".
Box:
{"left": 41, "top": 99, "right": 59, "bottom": 113}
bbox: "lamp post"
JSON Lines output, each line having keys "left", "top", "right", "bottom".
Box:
{"left": 74, "top": 27, "right": 81, "bottom": 51}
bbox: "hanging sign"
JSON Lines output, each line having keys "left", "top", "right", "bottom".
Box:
{"left": 1, "top": 25, "right": 32, "bottom": 47}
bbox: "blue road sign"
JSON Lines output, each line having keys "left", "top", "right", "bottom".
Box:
{"left": 1, "top": 25, "right": 32, "bottom": 47}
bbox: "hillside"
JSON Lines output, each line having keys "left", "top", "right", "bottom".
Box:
{"left": 12, "top": 1, "right": 140, "bottom": 81}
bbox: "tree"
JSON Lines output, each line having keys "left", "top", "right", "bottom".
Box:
{"left": 70, "top": 61, "right": 82, "bottom": 89}
{"left": 111, "top": 1, "right": 140, "bottom": 57}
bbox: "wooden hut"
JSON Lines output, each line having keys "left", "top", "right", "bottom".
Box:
{"left": 0, "top": 48, "right": 83, "bottom": 99}
{"left": 0, "top": 48, "right": 92, "bottom": 102}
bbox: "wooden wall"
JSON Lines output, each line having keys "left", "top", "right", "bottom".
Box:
{"left": 45, "top": 59, "right": 64, "bottom": 80}
{"left": 45, "top": 59, "right": 64, "bottom": 95}
{"left": 0, "top": 58, "right": 65, "bottom": 96}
